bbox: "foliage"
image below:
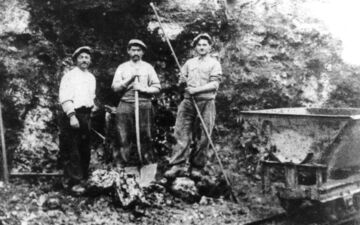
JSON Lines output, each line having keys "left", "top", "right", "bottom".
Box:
{"left": 217, "top": 0, "right": 357, "bottom": 127}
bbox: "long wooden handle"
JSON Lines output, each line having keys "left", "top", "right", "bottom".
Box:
{"left": 134, "top": 77, "right": 142, "bottom": 164}
{"left": 150, "top": 2, "right": 238, "bottom": 203}
{"left": 0, "top": 101, "right": 9, "bottom": 183}
{"left": 191, "top": 97, "right": 238, "bottom": 203}
{"left": 150, "top": 2, "right": 182, "bottom": 71}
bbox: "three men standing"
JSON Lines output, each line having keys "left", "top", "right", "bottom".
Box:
{"left": 59, "top": 33, "right": 221, "bottom": 191}
{"left": 111, "top": 39, "right": 161, "bottom": 167}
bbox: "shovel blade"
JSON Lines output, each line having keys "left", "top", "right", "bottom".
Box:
{"left": 139, "top": 163, "right": 157, "bottom": 188}
{"left": 124, "top": 164, "right": 158, "bottom": 188}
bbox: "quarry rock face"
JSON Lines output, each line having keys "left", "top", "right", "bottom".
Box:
{"left": 0, "top": 0, "right": 30, "bottom": 35}
{"left": 0, "top": 0, "right": 357, "bottom": 173}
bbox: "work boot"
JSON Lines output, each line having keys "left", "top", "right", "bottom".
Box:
{"left": 164, "top": 165, "right": 188, "bottom": 178}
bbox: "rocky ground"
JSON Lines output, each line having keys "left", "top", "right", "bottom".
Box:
{"left": 0, "top": 138, "right": 284, "bottom": 225}
{"left": 0, "top": 179, "right": 249, "bottom": 225}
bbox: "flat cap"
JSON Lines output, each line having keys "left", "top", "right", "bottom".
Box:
{"left": 72, "top": 46, "right": 92, "bottom": 60}
{"left": 191, "top": 33, "right": 213, "bottom": 47}
{"left": 127, "top": 39, "right": 147, "bottom": 50}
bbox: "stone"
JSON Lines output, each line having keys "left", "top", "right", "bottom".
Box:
{"left": 170, "top": 177, "right": 200, "bottom": 203}
{"left": 147, "top": 21, "right": 184, "bottom": 40}
{"left": 45, "top": 197, "right": 61, "bottom": 210}
{"left": 88, "top": 169, "right": 149, "bottom": 208}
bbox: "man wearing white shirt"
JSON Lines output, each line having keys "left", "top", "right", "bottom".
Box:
{"left": 59, "top": 46, "right": 96, "bottom": 193}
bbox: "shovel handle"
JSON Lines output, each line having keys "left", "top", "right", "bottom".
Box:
{"left": 191, "top": 97, "right": 238, "bottom": 203}
{"left": 0, "top": 101, "right": 9, "bottom": 183}
{"left": 134, "top": 76, "right": 143, "bottom": 164}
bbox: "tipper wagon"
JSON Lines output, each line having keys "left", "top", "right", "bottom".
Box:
{"left": 240, "top": 108, "right": 360, "bottom": 219}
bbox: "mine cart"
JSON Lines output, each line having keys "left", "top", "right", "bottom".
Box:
{"left": 240, "top": 108, "right": 360, "bottom": 218}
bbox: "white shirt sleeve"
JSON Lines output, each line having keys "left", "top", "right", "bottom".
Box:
{"left": 90, "top": 74, "right": 96, "bottom": 103}
{"left": 148, "top": 65, "right": 161, "bottom": 89}
{"left": 59, "top": 72, "right": 75, "bottom": 115}
{"left": 111, "top": 65, "right": 124, "bottom": 89}
{"left": 179, "top": 61, "right": 188, "bottom": 84}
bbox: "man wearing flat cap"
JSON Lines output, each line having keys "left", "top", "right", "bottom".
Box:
{"left": 59, "top": 46, "right": 97, "bottom": 193}
{"left": 165, "top": 33, "right": 222, "bottom": 179}
{"left": 111, "top": 39, "right": 161, "bottom": 166}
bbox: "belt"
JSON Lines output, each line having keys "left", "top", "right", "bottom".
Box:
{"left": 75, "top": 106, "right": 92, "bottom": 113}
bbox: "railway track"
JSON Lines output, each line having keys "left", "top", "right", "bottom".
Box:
{"left": 244, "top": 211, "right": 360, "bottom": 225}
{"left": 244, "top": 213, "right": 287, "bottom": 225}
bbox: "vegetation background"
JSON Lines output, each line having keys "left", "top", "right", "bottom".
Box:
{"left": 0, "top": 0, "right": 360, "bottom": 224}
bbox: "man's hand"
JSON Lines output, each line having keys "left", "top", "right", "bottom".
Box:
{"left": 133, "top": 83, "right": 148, "bottom": 93}
{"left": 90, "top": 105, "right": 100, "bottom": 118}
{"left": 104, "top": 105, "right": 117, "bottom": 114}
{"left": 132, "top": 74, "right": 139, "bottom": 81}
{"left": 70, "top": 115, "right": 80, "bottom": 129}
{"left": 185, "top": 87, "right": 198, "bottom": 95}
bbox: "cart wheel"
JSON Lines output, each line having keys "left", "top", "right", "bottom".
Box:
{"left": 278, "top": 198, "right": 303, "bottom": 215}
{"left": 320, "top": 200, "right": 338, "bottom": 222}
{"left": 353, "top": 193, "right": 360, "bottom": 210}
{"left": 320, "top": 199, "right": 350, "bottom": 222}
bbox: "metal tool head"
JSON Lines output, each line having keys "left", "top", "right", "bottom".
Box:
{"left": 124, "top": 163, "right": 158, "bottom": 188}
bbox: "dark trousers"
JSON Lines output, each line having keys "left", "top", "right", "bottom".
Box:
{"left": 169, "top": 98, "right": 216, "bottom": 169}
{"left": 114, "top": 101, "right": 153, "bottom": 166}
{"left": 59, "top": 108, "right": 91, "bottom": 185}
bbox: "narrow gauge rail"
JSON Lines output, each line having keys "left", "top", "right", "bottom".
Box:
{"left": 244, "top": 212, "right": 360, "bottom": 225}
{"left": 244, "top": 213, "right": 287, "bottom": 225}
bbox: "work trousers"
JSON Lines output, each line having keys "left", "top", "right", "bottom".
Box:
{"left": 114, "top": 100, "right": 153, "bottom": 166}
{"left": 59, "top": 107, "right": 91, "bottom": 186}
{"left": 169, "top": 98, "right": 216, "bottom": 169}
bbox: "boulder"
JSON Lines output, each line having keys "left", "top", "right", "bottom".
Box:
{"left": 170, "top": 177, "right": 200, "bottom": 203}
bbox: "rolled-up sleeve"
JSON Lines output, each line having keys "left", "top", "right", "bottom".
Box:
{"left": 179, "top": 61, "right": 188, "bottom": 84}
{"left": 148, "top": 66, "right": 161, "bottom": 89}
{"left": 209, "top": 60, "right": 222, "bottom": 90}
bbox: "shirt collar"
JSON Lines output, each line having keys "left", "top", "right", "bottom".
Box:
{"left": 197, "top": 54, "right": 211, "bottom": 61}
{"left": 129, "top": 60, "right": 143, "bottom": 66}
{"left": 74, "top": 66, "right": 88, "bottom": 74}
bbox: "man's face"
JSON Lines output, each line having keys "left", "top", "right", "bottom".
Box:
{"left": 195, "top": 39, "right": 211, "bottom": 56}
{"left": 128, "top": 45, "right": 144, "bottom": 62}
{"left": 76, "top": 52, "right": 91, "bottom": 70}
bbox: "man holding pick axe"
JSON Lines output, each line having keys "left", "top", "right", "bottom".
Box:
{"left": 111, "top": 39, "right": 161, "bottom": 167}
{"left": 165, "top": 33, "right": 222, "bottom": 179}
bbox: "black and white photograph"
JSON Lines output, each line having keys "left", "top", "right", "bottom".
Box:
{"left": 0, "top": 0, "right": 360, "bottom": 224}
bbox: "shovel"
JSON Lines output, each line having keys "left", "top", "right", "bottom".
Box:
{"left": 130, "top": 76, "right": 157, "bottom": 187}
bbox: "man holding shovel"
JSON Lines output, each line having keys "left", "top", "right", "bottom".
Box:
{"left": 165, "top": 33, "right": 222, "bottom": 179}
{"left": 111, "top": 39, "right": 161, "bottom": 167}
